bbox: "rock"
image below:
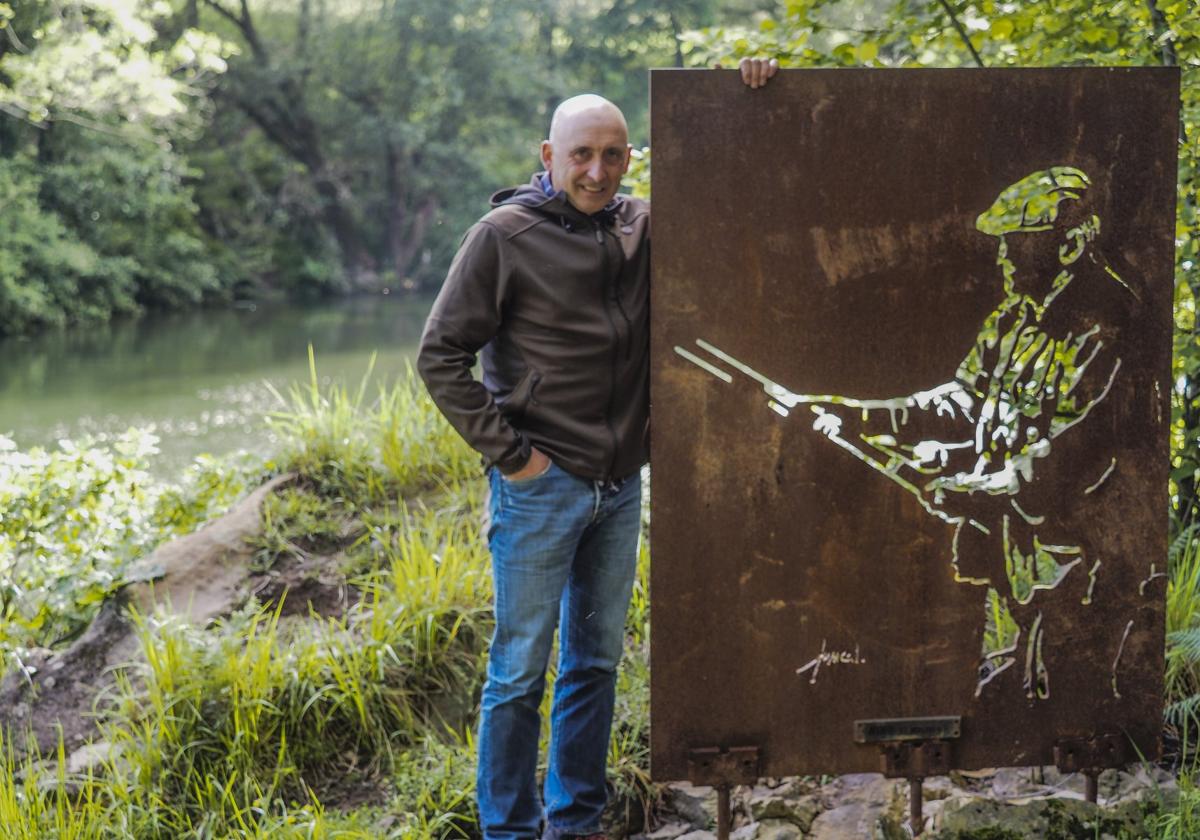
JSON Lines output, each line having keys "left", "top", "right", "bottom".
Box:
{"left": 123, "top": 473, "right": 298, "bottom": 624}
{"left": 938, "top": 794, "right": 1147, "bottom": 838}
{"left": 675, "top": 831, "right": 716, "bottom": 840}
{"left": 922, "top": 794, "right": 952, "bottom": 832}
{"left": 752, "top": 819, "right": 804, "bottom": 840}
{"left": 66, "top": 740, "right": 115, "bottom": 774}
{"left": 748, "top": 793, "right": 820, "bottom": 831}
{"left": 666, "top": 783, "right": 718, "bottom": 829}
{"left": 1111, "top": 765, "right": 1177, "bottom": 803}
{"left": 923, "top": 776, "right": 956, "bottom": 801}
{"left": 805, "top": 774, "right": 908, "bottom": 840}
{"left": 949, "top": 767, "right": 998, "bottom": 791}
{"left": 645, "top": 821, "right": 693, "bottom": 839}
{"left": 808, "top": 804, "right": 874, "bottom": 840}
{"left": 989, "top": 767, "right": 1053, "bottom": 799}
{"left": 835, "top": 773, "right": 898, "bottom": 808}
{"left": 730, "top": 824, "right": 759, "bottom": 840}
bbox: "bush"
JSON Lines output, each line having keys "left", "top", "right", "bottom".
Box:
{"left": 0, "top": 431, "right": 253, "bottom": 662}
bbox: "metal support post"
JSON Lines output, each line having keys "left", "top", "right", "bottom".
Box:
{"left": 909, "top": 776, "right": 925, "bottom": 836}
{"left": 716, "top": 783, "right": 732, "bottom": 840}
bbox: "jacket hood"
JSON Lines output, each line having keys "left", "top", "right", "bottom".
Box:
{"left": 490, "top": 172, "right": 624, "bottom": 226}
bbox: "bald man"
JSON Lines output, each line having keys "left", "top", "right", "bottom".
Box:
{"left": 418, "top": 59, "right": 777, "bottom": 840}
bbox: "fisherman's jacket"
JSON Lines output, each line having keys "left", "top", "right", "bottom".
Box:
{"left": 417, "top": 174, "right": 651, "bottom": 482}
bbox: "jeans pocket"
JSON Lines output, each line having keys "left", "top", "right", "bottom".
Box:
{"left": 501, "top": 459, "right": 555, "bottom": 484}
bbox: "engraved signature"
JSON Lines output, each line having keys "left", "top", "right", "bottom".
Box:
{"left": 795, "top": 639, "right": 866, "bottom": 684}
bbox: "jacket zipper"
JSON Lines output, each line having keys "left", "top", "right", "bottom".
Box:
{"left": 596, "top": 219, "right": 619, "bottom": 482}
{"left": 604, "top": 226, "right": 633, "bottom": 360}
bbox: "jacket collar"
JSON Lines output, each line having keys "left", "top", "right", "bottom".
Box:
{"left": 490, "top": 172, "right": 624, "bottom": 230}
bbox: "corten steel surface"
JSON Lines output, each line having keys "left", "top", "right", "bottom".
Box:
{"left": 649, "top": 68, "right": 1180, "bottom": 781}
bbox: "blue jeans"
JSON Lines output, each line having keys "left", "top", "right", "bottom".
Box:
{"left": 477, "top": 460, "right": 641, "bottom": 840}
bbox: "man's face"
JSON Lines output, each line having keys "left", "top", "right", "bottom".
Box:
{"left": 999, "top": 209, "right": 1093, "bottom": 302}
{"left": 541, "top": 107, "right": 631, "bottom": 216}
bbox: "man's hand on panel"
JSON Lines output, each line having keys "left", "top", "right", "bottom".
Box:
{"left": 739, "top": 57, "right": 779, "bottom": 89}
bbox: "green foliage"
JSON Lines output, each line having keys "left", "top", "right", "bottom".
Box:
{"left": 0, "top": 150, "right": 167, "bottom": 332}
{"left": 1147, "top": 768, "right": 1200, "bottom": 839}
{"left": 39, "top": 138, "right": 225, "bottom": 310}
{"left": 0, "top": 736, "right": 111, "bottom": 840}
{"left": 603, "top": 499, "right": 659, "bottom": 830}
{"left": 0, "top": 351, "right": 498, "bottom": 835}
{"left": 0, "top": 0, "right": 762, "bottom": 328}
{"left": 391, "top": 738, "right": 479, "bottom": 838}
{"left": 0, "top": 0, "right": 229, "bottom": 131}
{"left": 93, "top": 490, "right": 491, "bottom": 833}
{"left": 187, "top": 0, "right": 551, "bottom": 292}
{"left": 252, "top": 487, "right": 361, "bottom": 568}
{"left": 0, "top": 134, "right": 232, "bottom": 336}
{"left": 0, "top": 1, "right": 234, "bottom": 337}
{"left": 624, "top": 146, "right": 652, "bottom": 200}
{"left": 0, "top": 430, "right": 249, "bottom": 660}
{"left": 153, "top": 453, "right": 261, "bottom": 535}
{"left": 1166, "top": 526, "right": 1200, "bottom": 731}
{"left": 178, "top": 0, "right": 760, "bottom": 294}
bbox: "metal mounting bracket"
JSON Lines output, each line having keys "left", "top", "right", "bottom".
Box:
{"left": 853, "top": 716, "right": 960, "bottom": 778}
{"left": 686, "top": 745, "right": 761, "bottom": 786}
{"left": 1053, "top": 733, "right": 1128, "bottom": 773}
{"left": 878, "top": 740, "right": 954, "bottom": 778}
{"left": 1054, "top": 733, "right": 1129, "bottom": 803}
{"left": 854, "top": 717, "right": 961, "bottom": 837}
{"left": 687, "top": 746, "right": 761, "bottom": 840}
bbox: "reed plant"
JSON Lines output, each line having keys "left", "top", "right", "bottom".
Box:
{"left": 266, "top": 347, "right": 476, "bottom": 505}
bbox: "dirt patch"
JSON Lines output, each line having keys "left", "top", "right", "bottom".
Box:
{"left": 250, "top": 552, "right": 359, "bottom": 619}
{"left": 316, "top": 764, "right": 393, "bottom": 812}
{"left": 0, "top": 599, "right": 136, "bottom": 756}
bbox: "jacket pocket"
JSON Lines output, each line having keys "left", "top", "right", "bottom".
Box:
{"left": 501, "top": 367, "right": 542, "bottom": 418}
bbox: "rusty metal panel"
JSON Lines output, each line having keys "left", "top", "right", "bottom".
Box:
{"left": 649, "top": 68, "right": 1179, "bottom": 781}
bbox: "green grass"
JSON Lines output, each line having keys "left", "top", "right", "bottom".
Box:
{"left": 264, "top": 347, "right": 477, "bottom": 505}
{"left": 1146, "top": 768, "right": 1200, "bottom": 839}
{"left": 1166, "top": 525, "right": 1200, "bottom": 733}
{"left": 252, "top": 485, "right": 363, "bottom": 568}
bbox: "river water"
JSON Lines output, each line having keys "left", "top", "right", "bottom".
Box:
{"left": 0, "top": 295, "right": 434, "bottom": 477}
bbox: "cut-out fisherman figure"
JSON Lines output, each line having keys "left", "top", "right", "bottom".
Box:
{"left": 678, "top": 167, "right": 1134, "bottom": 699}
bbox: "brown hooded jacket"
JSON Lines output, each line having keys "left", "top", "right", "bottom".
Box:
{"left": 417, "top": 174, "right": 651, "bottom": 481}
